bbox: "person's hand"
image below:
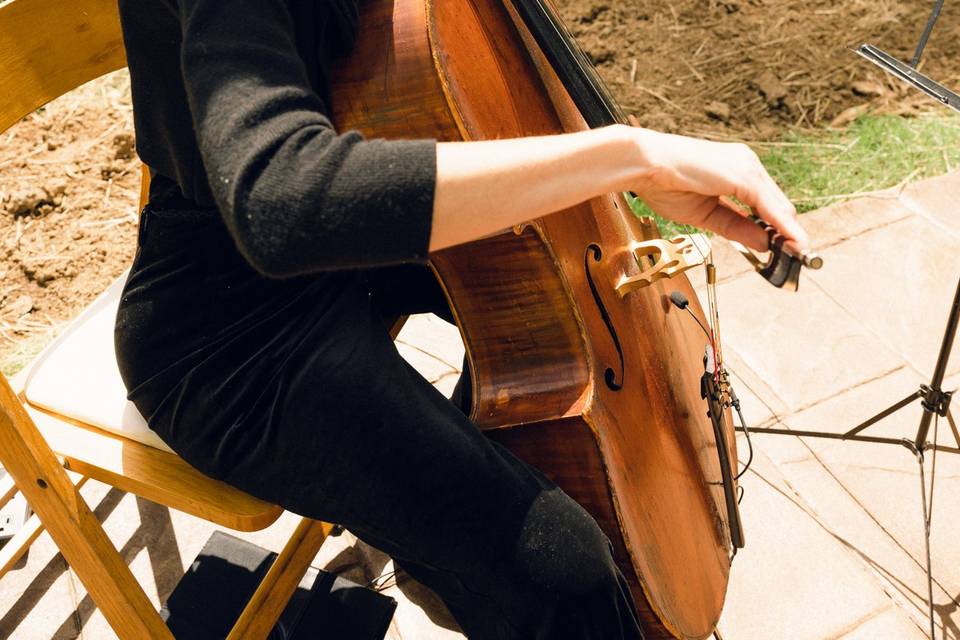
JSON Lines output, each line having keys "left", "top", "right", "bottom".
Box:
{"left": 629, "top": 127, "right": 809, "bottom": 252}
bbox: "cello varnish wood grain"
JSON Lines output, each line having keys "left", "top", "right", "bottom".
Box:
{"left": 329, "top": 2, "right": 738, "bottom": 637}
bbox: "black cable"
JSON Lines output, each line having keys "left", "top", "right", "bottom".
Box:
{"left": 732, "top": 398, "right": 754, "bottom": 481}
{"left": 682, "top": 306, "right": 715, "bottom": 350}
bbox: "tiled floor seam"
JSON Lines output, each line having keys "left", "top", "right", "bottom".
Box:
{"left": 807, "top": 206, "right": 916, "bottom": 253}
{"left": 779, "top": 363, "right": 909, "bottom": 418}
{"left": 746, "top": 457, "right": 833, "bottom": 529}
{"left": 804, "top": 271, "right": 925, "bottom": 378}
{"left": 822, "top": 603, "right": 900, "bottom": 640}
{"left": 778, "top": 429, "right": 923, "bottom": 565}
{"left": 725, "top": 342, "right": 905, "bottom": 422}
{"left": 723, "top": 343, "right": 791, "bottom": 415}
{"left": 897, "top": 193, "right": 960, "bottom": 241}
{"left": 769, "top": 423, "right": 957, "bottom": 624}
{"left": 725, "top": 365, "right": 785, "bottom": 427}
{"left": 395, "top": 339, "right": 462, "bottom": 371}
{"left": 749, "top": 447, "right": 943, "bottom": 636}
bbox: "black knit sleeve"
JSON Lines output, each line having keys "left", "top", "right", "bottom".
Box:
{"left": 176, "top": 0, "right": 436, "bottom": 276}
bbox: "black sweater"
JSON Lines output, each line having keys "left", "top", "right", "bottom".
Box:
{"left": 117, "top": 0, "right": 437, "bottom": 277}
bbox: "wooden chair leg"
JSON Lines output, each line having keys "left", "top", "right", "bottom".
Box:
{"left": 0, "top": 377, "right": 173, "bottom": 639}
{"left": 227, "top": 517, "right": 333, "bottom": 640}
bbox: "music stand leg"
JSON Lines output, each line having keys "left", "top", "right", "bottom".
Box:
{"left": 735, "top": 275, "right": 960, "bottom": 639}
{"left": 843, "top": 390, "right": 924, "bottom": 439}
{"left": 913, "top": 445, "right": 937, "bottom": 639}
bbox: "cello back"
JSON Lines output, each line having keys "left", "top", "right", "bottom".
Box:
{"left": 330, "top": 2, "right": 738, "bottom": 637}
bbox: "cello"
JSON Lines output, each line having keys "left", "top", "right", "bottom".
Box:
{"left": 332, "top": 1, "right": 750, "bottom": 637}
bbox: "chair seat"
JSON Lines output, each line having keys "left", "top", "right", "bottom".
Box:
{"left": 20, "top": 273, "right": 283, "bottom": 531}
{"left": 17, "top": 270, "right": 464, "bottom": 533}
{"left": 23, "top": 273, "right": 173, "bottom": 453}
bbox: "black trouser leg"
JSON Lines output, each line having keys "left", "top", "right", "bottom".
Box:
{"left": 118, "top": 210, "right": 643, "bottom": 639}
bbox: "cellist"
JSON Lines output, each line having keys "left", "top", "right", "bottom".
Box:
{"left": 114, "top": 0, "right": 809, "bottom": 637}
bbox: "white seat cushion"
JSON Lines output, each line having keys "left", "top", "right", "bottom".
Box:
{"left": 23, "top": 273, "right": 175, "bottom": 453}
{"left": 21, "top": 272, "right": 469, "bottom": 457}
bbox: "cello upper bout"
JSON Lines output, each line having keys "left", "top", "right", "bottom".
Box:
{"left": 328, "top": 0, "right": 460, "bottom": 142}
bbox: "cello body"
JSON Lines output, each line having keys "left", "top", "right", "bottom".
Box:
{"left": 330, "top": 1, "right": 739, "bottom": 638}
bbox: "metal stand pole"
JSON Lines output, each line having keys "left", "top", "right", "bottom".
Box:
{"left": 738, "top": 275, "right": 960, "bottom": 639}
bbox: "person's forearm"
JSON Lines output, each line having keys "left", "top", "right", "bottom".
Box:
{"left": 430, "top": 125, "right": 645, "bottom": 252}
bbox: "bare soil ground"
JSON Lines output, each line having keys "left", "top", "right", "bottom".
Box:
{"left": 0, "top": 72, "right": 139, "bottom": 371}
{"left": 3, "top": 1, "right": 960, "bottom": 367}
{"left": 555, "top": 0, "right": 960, "bottom": 137}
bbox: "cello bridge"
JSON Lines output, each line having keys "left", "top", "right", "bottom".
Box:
{"left": 615, "top": 234, "right": 710, "bottom": 296}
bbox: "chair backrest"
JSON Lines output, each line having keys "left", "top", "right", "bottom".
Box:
{"left": 0, "top": 0, "right": 153, "bottom": 238}
{"left": 0, "top": 0, "right": 127, "bottom": 135}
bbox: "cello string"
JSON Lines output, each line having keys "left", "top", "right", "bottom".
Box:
{"left": 690, "top": 237, "right": 756, "bottom": 482}
{"left": 519, "top": 0, "right": 725, "bottom": 377}
{"left": 691, "top": 237, "right": 723, "bottom": 381}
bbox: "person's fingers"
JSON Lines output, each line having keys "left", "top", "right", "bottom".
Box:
{"left": 756, "top": 178, "right": 809, "bottom": 248}
{"left": 698, "top": 199, "right": 768, "bottom": 251}
{"left": 638, "top": 134, "right": 810, "bottom": 250}
{"left": 727, "top": 163, "right": 809, "bottom": 250}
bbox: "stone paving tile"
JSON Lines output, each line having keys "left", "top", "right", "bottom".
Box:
{"left": 837, "top": 605, "right": 929, "bottom": 639}
{"left": 0, "top": 529, "right": 82, "bottom": 640}
{"left": 806, "top": 215, "right": 960, "bottom": 380}
{"left": 802, "top": 191, "right": 913, "bottom": 251}
{"left": 725, "top": 348, "right": 789, "bottom": 429}
{"left": 760, "top": 367, "right": 960, "bottom": 635}
{"left": 899, "top": 171, "right": 960, "bottom": 239}
{"left": 396, "top": 314, "right": 465, "bottom": 369}
{"left": 714, "top": 271, "right": 905, "bottom": 413}
{"left": 67, "top": 482, "right": 203, "bottom": 639}
{"left": 395, "top": 341, "right": 460, "bottom": 386}
{"left": 717, "top": 447, "right": 905, "bottom": 640}
{"left": 396, "top": 314, "right": 465, "bottom": 397}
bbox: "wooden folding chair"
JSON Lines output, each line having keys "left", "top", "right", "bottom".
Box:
{"left": 0, "top": 0, "right": 335, "bottom": 636}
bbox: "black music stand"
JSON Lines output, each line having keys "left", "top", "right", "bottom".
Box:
{"left": 737, "top": 4, "right": 960, "bottom": 638}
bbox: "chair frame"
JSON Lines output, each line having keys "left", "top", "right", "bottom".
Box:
{"left": 0, "top": 0, "right": 335, "bottom": 636}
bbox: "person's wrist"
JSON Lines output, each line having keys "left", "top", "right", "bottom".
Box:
{"left": 583, "top": 124, "right": 657, "bottom": 193}
{"left": 617, "top": 125, "right": 664, "bottom": 193}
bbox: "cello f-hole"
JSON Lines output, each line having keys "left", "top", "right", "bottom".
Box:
{"left": 584, "top": 243, "right": 624, "bottom": 391}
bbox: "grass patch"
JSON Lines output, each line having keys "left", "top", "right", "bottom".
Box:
{"left": 634, "top": 113, "right": 960, "bottom": 235}
{"left": 761, "top": 113, "right": 960, "bottom": 212}
{"left": 1, "top": 328, "right": 61, "bottom": 378}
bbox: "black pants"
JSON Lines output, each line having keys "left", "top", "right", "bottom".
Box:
{"left": 114, "top": 200, "right": 643, "bottom": 640}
